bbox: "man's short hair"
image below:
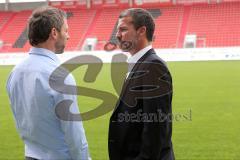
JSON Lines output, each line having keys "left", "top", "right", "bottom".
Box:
{"left": 119, "top": 8, "right": 155, "bottom": 42}
{"left": 28, "top": 6, "right": 67, "bottom": 46}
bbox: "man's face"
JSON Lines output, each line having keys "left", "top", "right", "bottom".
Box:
{"left": 55, "top": 18, "right": 69, "bottom": 54}
{"left": 116, "top": 16, "right": 139, "bottom": 53}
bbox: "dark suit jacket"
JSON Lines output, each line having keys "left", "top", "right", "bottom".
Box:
{"left": 108, "top": 49, "right": 175, "bottom": 160}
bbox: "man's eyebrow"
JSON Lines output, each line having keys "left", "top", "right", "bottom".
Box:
{"left": 119, "top": 26, "right": 127, "bottom": 28}
{"left": 117, "top": 25, "right": 125, "bottom": 29}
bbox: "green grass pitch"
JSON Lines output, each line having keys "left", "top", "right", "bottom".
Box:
{"left": 0, "top": 60, "right": 240, "bottom": 159}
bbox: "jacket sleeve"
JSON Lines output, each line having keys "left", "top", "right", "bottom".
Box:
{"left": 134, "top": 62, "right": 174, "bottom": 160}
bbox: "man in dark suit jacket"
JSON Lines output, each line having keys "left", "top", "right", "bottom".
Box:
{"left": 108, "top": 8, "right": 175, "bottom": 160}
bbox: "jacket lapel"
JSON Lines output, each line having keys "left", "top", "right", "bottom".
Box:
{"left": 112, "top": 49, "right": 155, "bottom": 114}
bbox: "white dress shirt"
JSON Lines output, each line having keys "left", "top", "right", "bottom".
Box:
{"left": 6, "top": 47, "right": 90, "bottom": 160}
{"left": 126, "top": 45, "right": 152, "bottom": 77}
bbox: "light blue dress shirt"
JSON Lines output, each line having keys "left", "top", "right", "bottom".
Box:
{"left": 6, "top": 47, "right": 90, "bottom": 160}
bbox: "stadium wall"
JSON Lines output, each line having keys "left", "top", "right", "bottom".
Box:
{"left": 0, "top": 2, "right": 47, "bottom": 11}
{"left": 1, "top": 47, "right": 240, "bottom": 65}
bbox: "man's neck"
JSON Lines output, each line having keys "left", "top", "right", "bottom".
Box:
{"left": 35, "top": 42, "right": 55, "bottom": 54}
{"left": 130, "top": 42, "right": 151, "bottom": 56}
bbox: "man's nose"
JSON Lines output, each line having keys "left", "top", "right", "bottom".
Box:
{"left": 116, "top": 31, "right": 121, "bottom": 41}
{"left": 67, "top": 34, "right": 70, "bottom": 40}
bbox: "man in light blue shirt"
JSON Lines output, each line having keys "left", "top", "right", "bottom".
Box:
{"left": 6, "top": 6, "right": 90, "bottom": 160}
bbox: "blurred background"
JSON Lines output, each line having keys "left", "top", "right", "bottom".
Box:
{"left": 0, "top": 0, "right": 240, "bottom": 159}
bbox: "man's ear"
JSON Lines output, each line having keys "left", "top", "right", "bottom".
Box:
{"left": 137, "top": 26, "right": 147, "bottom": 37}
{"left": 50, "top": 28, "right": 58, "bottom": 40}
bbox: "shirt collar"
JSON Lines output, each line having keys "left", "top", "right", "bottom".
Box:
{"left": 29, "top": 47, "right": 60, "bottom": 63}
{"left": 127, "top": 45, "right": 152, "bottom": 64}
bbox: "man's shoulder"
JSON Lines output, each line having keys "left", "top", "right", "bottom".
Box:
{"left": 143, "top": 49, "right": 167, "bottom": 67}
{"left": 10, "top": 56, "right": 59, "bottom": 83}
